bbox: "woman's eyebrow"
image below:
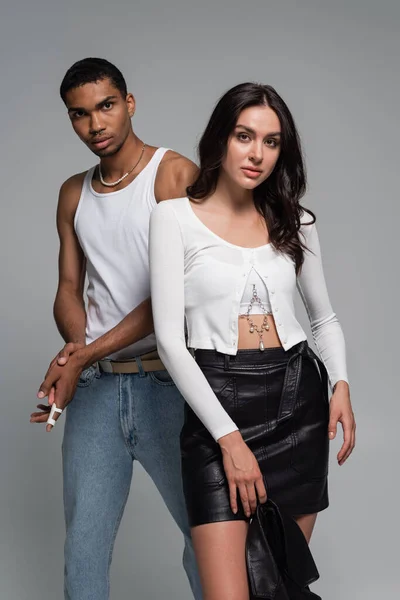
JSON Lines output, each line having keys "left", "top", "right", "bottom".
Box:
{"left": 235, "top": 124, "right": 281, "bottom": 137}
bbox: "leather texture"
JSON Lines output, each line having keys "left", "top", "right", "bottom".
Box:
{"left": 181, "top": 341, "right": 330, "bottom": 526}
{"left": 246, "top": 499, "right": 321, "bottom": 599}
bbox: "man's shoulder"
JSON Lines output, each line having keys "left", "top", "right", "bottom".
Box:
{"left": 158, "top": 149, "right": 198, "bottom": 177}
{"left": 60, "top": 170, "right": 89, "bottom": 196}
{"left": 57, "top": 170, "right": 91, "bottom": 219}
{"left": 159, "top": 149, "right": 194, "bottom": 165}
{"left": 155, "top": 150, "right": 198, "bottom": 201}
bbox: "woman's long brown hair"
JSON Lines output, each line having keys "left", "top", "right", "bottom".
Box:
{"left": 187, "top": 83, "right": 315, "bottom": 273}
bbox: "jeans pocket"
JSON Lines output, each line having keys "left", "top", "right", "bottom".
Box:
{"left": 76, "top": 365, "right": 98, "bottom": 388}
{"left": 149, "top": 369, "right": 175, "bottom": 386}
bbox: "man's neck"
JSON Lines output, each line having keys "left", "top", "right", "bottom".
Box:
{"left": 99, "top": 132, "right": 144, "bottom": 180}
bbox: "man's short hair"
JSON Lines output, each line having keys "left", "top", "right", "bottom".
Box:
{"left": 60, "top": 57, "right": 128, "bottom": 103}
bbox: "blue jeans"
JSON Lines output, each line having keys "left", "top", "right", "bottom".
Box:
{"left": 62, "top": 363, "right": 202, "bottom": 600}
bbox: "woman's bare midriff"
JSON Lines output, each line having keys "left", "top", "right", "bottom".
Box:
{"left": 237, "top": 313, "right": 282, "bottom": 349}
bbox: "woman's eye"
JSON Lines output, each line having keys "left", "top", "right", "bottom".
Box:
{"left": 265, "top": 138, "right": 278, "bottom": 147}
{"left": 237, "top": 133, "right": 250, "bottom": 142}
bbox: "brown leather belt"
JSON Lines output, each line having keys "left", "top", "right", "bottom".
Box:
{"left": 98, "top": 350, "right": 165, "bottom": 374}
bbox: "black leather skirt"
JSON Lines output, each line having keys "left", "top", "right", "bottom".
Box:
{"left": 181, "top": 341, "right": 330, "bottom": 527}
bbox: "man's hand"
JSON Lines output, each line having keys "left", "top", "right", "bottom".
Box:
{"left": 31, "top": 296, "right": 155, "bottom": 432}
{"left": 328, "top": 381, "right": 356, "bottom": 465}
{"left": 42, "top": 342, "right": 85, "bottom": 406}
{"left": 32, "top": 342, "right": 85, "bottom": 420}
{"left": 30, "top": 354, "right": 85, "bottom": 432}
{"left": 47, "top": 342, "right": 85, "bottom": 371}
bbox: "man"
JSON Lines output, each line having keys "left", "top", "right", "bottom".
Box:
{"left": 30, "top": 57, "right": 202, "bottom": 600}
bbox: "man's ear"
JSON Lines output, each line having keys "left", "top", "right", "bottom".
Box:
{"left": 126, "top": 93, "right": 136, "bottom": 118}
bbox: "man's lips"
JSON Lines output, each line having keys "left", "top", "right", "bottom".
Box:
{"left": 91, "top": 137, "right": 112, "bottom": 149}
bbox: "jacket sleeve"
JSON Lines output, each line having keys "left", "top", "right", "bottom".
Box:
{"left": 297, "top": 221, "right": 349, "bottom": 388}
{"left": 149, "top": 201, "right": 239, "bottom": 441}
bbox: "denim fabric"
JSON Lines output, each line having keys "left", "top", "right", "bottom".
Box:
{"left": 62, "top": 364, "right": 202, "bottom": 600}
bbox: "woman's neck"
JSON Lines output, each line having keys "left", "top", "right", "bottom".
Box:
{"left": 211, "top": 171, "right": 254, "bottom": 213}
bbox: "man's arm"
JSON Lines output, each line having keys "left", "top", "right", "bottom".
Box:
{"left": 54, "top": 173, "right": 87, "bottom": 344}
{"left": 72, "top": 297, "right": 153, "bottom": 369}
{"left": 30, "top": 173, "right": 87, "bottom": 425}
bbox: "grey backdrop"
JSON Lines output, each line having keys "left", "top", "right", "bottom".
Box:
{"left": 1, "top": 0, "right": 398, "bottom": 598}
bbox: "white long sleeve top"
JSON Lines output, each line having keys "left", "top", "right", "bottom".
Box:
{"left": 149, "top": 197, "right": 348, "bottom": 441}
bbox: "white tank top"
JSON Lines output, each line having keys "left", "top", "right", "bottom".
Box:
{"left": 74, "top": 147, "right": 169, "bottom": 359}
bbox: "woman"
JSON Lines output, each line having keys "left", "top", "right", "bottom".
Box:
{"left": 149, "top": 83, "right": 355, "bottom": 599}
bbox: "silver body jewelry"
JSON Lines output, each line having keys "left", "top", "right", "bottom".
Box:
{"left": 242, "top": 284, "right": 271, "bottom": 351}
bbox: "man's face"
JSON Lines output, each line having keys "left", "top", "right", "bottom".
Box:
{"left": 65, "top": 78, "right": 135, "bottom": 157}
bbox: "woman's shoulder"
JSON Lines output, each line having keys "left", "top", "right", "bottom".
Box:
{"left": 299, "top": 208, "right": 317, "bottom": 239}
{"left": 152, "top": 197, "right": 189, "bottom": 218}
{"left": 299, "top": 207, "right": 316, "bottom": 226}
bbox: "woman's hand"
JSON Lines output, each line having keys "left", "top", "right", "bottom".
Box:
{"left": 328, "top": 381, "right": 356, "bottom": 465}
{"left": 218, "top": 431, "right": 267, "bottom": 517}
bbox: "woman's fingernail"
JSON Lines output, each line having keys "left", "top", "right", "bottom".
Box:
{"left": 38, "top": 391, "right": 45, "bottom": 399}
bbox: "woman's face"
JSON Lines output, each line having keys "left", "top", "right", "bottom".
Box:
{"left": 222, "top": 104, "right": 281, "bottom": 190}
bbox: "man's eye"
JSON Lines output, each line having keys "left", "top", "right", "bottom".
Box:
{"left": 103, "top": 103, "right": 113, "bottom": 110}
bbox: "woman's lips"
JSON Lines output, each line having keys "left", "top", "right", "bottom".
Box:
{"left": 241, "top": 167, "right": 263, "bottom": 178}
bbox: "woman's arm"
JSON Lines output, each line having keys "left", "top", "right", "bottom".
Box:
{"left": 297, "top": 221, "right": 348, "bottom": 389}
{"left": 149, "top": 201, "right": 238, "bottom": 441}
{"left": 297, "top": 220, "right": 355, "bottom": 465}
{"left": 149, "top": 201, "right": 270, "bottom": 512}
